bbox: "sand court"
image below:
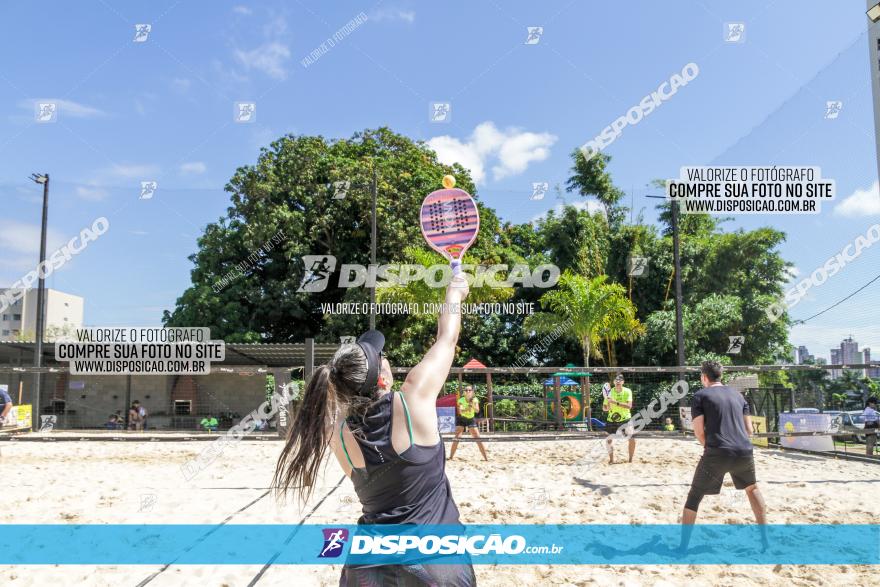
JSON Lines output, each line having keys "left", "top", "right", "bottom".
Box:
{"left": 0, "top": 436, "right": 877, "bottom": 586}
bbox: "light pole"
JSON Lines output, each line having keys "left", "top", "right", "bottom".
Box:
{"left": 869, "top": 2, "right": 880, "bottom": 183}
{"left": 29, "top": 173, "right": 49, "bottom": 431}
{"left": 647, "top": 194, "right": 686, "bottom": 375}
{"left": 369, "top": 164, "right": 378, "bottom": 330}
{"left": 332, "top": 161, "right": 379, "bottom": 330}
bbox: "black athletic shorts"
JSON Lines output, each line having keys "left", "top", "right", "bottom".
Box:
{"left": 456, "top": 415, "right": 477, "bottom": 428}
{"left": 690, "top": 452, "right": 757, "bottom": 494}
{"left": 604, "top": 421, "right": 634, "bottom": 435}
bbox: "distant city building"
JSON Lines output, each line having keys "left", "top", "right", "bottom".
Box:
{"left": 829, "top": 336, "right": 869, "bottom": 378}
{"left": 0, "top": 288, "right": 83, "bottom": 341}
{"left": 795, "top": 345, "right": 814, "bottom": 364}
{"left": 830, "top": 348, "right": 842, "bottom": 379}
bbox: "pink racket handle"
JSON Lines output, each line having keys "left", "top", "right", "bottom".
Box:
{"left": 451, "top": 260, "right": 461, "bottom": 275}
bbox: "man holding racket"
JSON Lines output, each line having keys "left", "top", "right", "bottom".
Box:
{"left": 604, "top": 374, "right": 636, "bottom": 464}
{"left": 448, "top": 385, "right": 489, "bottom": 461}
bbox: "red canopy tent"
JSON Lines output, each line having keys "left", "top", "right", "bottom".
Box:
{"left": 462, "top": 358, "right": 487, "bottom": 370}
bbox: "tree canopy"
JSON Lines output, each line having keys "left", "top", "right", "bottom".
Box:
{"left": 164, "top": 128, "right": 795, "bottom": 368}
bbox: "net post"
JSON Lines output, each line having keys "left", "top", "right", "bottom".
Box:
{"left": 272, "top": 368, "right": 293, "bottom": 438}
{"left": 486, "top": 372, "right": 494, "bottom": 432}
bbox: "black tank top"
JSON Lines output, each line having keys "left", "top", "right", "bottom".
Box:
{"left": 340, "top": 392, "right": 461, "bottom": 525}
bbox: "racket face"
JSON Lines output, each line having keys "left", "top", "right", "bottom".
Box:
{"left": 419, "top": 188, "right": 480, "bottom": 262}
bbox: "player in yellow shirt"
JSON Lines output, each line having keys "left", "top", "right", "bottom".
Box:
{"left": 604, "top": 374, "right": 636, "bottom": 464}
{"left": 448, "top": 385, "right": 488, "bottom": 461}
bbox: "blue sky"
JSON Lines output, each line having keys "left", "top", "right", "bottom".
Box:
{"left": 1, "top": 1, "right": 878, "bottom": 362}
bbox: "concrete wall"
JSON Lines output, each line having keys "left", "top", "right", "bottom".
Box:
{"left": 0, "top": 370, "right": 268, "bottom": 430}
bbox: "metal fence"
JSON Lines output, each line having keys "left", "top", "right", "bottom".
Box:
{"left": 0, "top": 364, "right": 876, "bottom": 461}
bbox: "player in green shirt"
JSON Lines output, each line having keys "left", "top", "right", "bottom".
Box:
{"left": 603, "top": 374, "right": 636, "bottom": 464}
{"left": 200, "top": 416, "right": 218, "bottom": 432}
{"left": 448, "top": 385, "right": 488, "bottom": 461}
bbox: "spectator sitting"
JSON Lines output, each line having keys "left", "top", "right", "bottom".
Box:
{"left": 664, "top": 417, "right": 676, "bottom": 431}
{"left": 200, "top": 416, "right": 218, "bottom": 432}
{"left": 128, "top": 401, "right": 144, "bottom": 431}
{"left": 104, "top": 414, "right": 119, "bottom": 430}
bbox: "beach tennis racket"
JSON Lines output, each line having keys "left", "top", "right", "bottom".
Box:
{"left": 420, "top": 187, "right": 480, "bottom": 275}
{"left": 602, "top": 382, "right": 612, "bottom": 415}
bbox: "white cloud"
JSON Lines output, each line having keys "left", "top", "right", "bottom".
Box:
{"left": 0, "top": 220, "right": 66, "bottom": 271}
{"left": 171, "top": 78, "right": 192, "bottom": 93}
{"left": 75, "top": 185, "right": 109, "bottom": 201}
{"left": 369, "top": 8, "right": 415, "bottom": 23}
{"left": 530, "top": 200, "right": 606, "bottom": 223}
{"left": 179, "top": 161, "right": 207, "bottom": 175}
{"left": 72, "top": 163, "right": 160, "bottom": 201}
{"left": 101, "top": 163, "right": 160, "bottom": 180}
{"left": 427, "top": 122, "right": 556, "bottom": 184}
{"left": 233, "top": 5, "right": 252, "bottom": 15}
{"left": 234, "top": 41, "right": 291, "bottom": 80}
{"left": 19, "top": 98, "right": 107, "bottom": 118}
{"left": 834, "top": 181, "right": 880, "bottom": 217}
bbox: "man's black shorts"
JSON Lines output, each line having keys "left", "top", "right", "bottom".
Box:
{"left": 456, "top": 415, "right": 477, "bottom": 428}
{"left": 690, "top": 452, "right": 757, "bottom": 494}
{"left": 604, "top": 421, "right": 632, "bottom": 435}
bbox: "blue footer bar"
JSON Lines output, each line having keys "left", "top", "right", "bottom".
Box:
{"left": 0, "top": 525, "right": 876, "bottom": 565}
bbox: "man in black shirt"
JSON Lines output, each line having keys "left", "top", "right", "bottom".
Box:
{"left": 680, "top": 361, "right": 767, "bottom": 551}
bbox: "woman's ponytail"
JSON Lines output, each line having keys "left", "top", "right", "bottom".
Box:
{"left": 273, "top": 365, "right": 336, "bottom": 503}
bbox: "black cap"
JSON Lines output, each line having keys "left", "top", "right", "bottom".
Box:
{"left": 356, "top": 330, "right": 385, "bottom": 395}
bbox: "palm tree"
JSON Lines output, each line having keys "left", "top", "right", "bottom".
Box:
{"left": 525, "top": 272, "right": 644, "bottom": 367}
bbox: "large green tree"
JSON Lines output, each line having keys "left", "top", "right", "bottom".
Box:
{"left": 525, "top": 272, "right": 643, "bottom": 367}
{"left": 163, "top": 127, "right": 514, "bottom": 354}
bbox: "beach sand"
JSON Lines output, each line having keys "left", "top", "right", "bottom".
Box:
{"left": 0, "top": 434, "right": 877, "bottom": 586}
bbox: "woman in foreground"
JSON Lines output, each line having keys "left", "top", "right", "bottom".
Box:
{"left": 273, "top": 275, "right": 475, "bottom": 586}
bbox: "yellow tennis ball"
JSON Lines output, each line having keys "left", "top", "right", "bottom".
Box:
{"left": 442, "top": 175, "right": 456, "bottom": 189}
